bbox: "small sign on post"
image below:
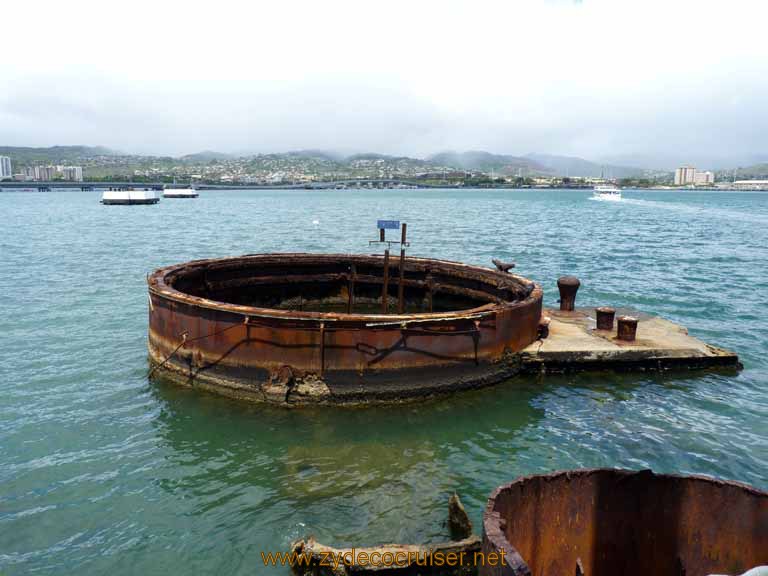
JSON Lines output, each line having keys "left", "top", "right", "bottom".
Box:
{"left": 377, "top": 220, "right": 400, "bottom": 230}
{"left": 369, "top": 220, "right": 410, "bottom": 315}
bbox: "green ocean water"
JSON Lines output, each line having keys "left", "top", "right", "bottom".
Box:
{"left": 1, "top": 188, "right": 766, "bottom": 574}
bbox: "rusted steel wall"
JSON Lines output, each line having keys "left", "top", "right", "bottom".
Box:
{"left": 481, "top": 469, "right": 768, "bottom": 576}
{"left": 147, "top": 253, "right": 542, "bottom": 404}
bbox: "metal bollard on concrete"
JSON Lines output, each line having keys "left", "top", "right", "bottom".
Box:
{"left": 596, "top": 307, "right": 616, "bottom": 330}
{"left": 557, "top": 276, "right": 580, "bottom": 311}
{"left": 617, "top": 316, "right": 639, "bottom": 341}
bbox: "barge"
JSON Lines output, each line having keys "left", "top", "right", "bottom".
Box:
{"left": 101, "top": 189, "right": 160, "bottom": 205}
{"left": 163, "top": 187, "right": 198, "bottom": 198}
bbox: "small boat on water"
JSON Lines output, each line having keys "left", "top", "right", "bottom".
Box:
{"left": 101, "top": 188, "right": 160, "bottom": 205}
{"left": 592, "top": 184, "right": 622, "bottom": 201}
{"left": 163, "top": 187, "right": 198, "bottom": 199}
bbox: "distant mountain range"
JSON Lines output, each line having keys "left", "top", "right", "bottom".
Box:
{"left": 425, "top": 151, "right": 653, "bottom": 178}
{"left": 720, "top": 163, "right": 768, "bottom": 179}
{"left": 428, "top": 151, "right": 545, "bottom": 175}
{"left": 525, "top": 153, "right": 647, "bottom": 179}
{"left": 3, "top": 145, "right": 768, "bottom": 179}
{"left": 179, "top": 150, "right": 235, "bottom": 162}
{"left": 0, "top": 145, "right": 117, "bottom": 165}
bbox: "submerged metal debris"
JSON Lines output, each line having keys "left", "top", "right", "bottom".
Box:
{"left": 291, "top": 493, "right": 480, "bottom": 576}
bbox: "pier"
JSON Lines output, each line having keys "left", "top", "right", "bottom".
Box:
{"left": 521, "top": 307, "right": 740, "bottom": 374}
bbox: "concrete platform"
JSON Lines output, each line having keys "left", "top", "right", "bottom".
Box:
{"left": 520, "top": 307, "right": 741, "bottom": 374}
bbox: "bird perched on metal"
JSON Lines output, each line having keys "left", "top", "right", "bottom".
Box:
{"left": 492, "top": 258, "right": 515, "bottom": 273}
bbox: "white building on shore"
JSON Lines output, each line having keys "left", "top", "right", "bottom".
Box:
{"left": 731, "top": 180, "right": 768, "bottom": 190}
{"left": 0, "top": 156, "right": 12, "bottom": 180}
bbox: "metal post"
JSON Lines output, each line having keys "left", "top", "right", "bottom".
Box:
{"left": 397, "top": 223, "right": 407, "bottom": 313}
{"left": 380, "top": 228, "right": 385, "bottom": 242}
{"left": 319, "top": 322, "right": 325, "bottom": 375}
{"left": 347, "top": 263, "right": 356, "bottom": 314}
{"left": 382, "top": 249, "right": 390, "bottom": 313}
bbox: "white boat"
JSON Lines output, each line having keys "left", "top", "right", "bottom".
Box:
{"left": 163, "top": 187, "right": 198, "bottom": 198}
{"left": 592, "top": 184, "right": 622, "bottom": 201}
{"left": 101, "top": 189, "right": 160, "bottom": 205}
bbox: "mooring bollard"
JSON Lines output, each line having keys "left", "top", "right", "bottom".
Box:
{"left": 596, "top": 307, "right": 616, "bottom": 330}
{"left": 557, "top": 276, "right": 580, "bottom": 311}
{"left": 617, "top": 315, "right": 638, "bottom": 341}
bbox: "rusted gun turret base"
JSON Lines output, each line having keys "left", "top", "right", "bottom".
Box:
{"left": 147, "top": 343, "right": 525, "bottom": 406}
{"left": 521, "top": 307, "right": 740, "bottom": 374}
{"left": 147, "top": 253, "right": 543, "bottom": 406}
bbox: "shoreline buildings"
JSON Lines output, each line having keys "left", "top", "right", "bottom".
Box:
{"left": 21, "top": 165, "right": 84, "bottom": 182}
{"left": 674, "top": 166, "right": 714, "bottom": 186}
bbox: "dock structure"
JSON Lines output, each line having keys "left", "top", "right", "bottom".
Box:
{"left": 521, "top": 307, "right": 740, "bottom": 374}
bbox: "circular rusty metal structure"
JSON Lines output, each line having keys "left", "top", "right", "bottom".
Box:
{"left": 147, "top": 253, "right": 542, "bottom": 405}
{"left": 481, "top": 468, "right": 768, "bottom": 576}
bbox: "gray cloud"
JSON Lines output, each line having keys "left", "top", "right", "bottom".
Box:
{"left": 1, "top": 0, "right": 766, "bottom": 168}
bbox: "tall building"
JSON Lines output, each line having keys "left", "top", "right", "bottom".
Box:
{"left": 60, "top": 166, "right": 84, "bottom": 181}
{"left": 0, "top": 156, "right": 12, "bottom": 179}
{"left": 674, "top": 166, "right": 714, "bottom": 186}
{"left": 35, "top": 166, "right": 56, "bottom": 181}
{"left": 674, "top": 166, "right": 697, "bottom": 186}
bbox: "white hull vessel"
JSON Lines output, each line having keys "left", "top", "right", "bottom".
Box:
{"left": 101, "top": 190, "right": 160, "bottom": 205}
{"left": 163, "top": 188, "right": 198, "bottom": 198}
{"left": 592, "top": 185, "right": 622, "bottom": 201}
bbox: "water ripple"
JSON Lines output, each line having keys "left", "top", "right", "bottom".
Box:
{"left": 1, "top": 188, "right": 767, "bottom": 575}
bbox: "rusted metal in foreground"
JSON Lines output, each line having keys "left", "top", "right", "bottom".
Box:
{"left": 147, "top": 253, "right": 543, "bottom": 405}
{"left": 481, "top": 469, "right": 768, "bottom": 576}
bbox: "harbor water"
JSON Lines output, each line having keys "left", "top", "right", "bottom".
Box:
{"left": 1, "top": 188, "right": 766, "bottom": 574}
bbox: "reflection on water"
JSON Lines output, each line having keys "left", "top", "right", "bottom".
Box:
{"left": 150, "top": 377, "right": 546, "bottom": 546}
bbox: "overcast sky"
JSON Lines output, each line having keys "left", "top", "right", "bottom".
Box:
{"left": 1, "top": 0, "right": 766, "bottom": 165}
